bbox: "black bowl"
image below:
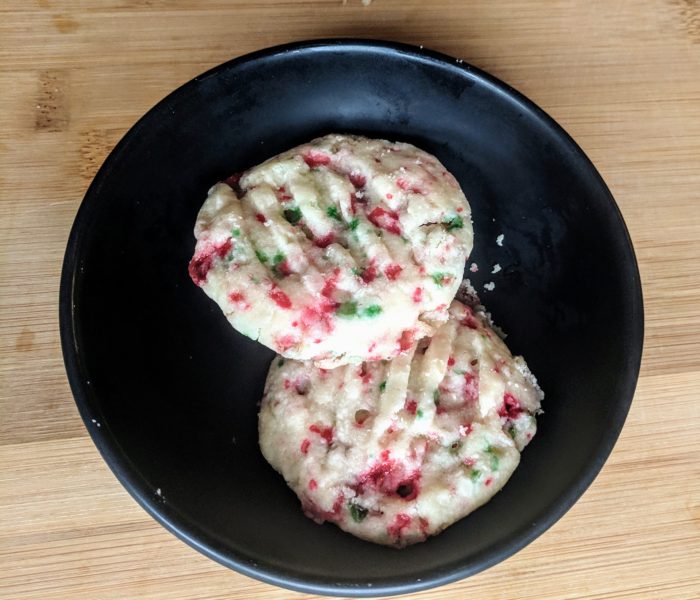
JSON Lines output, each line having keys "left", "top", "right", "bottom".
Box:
{"left": 60, "top": 40, "right": 643, "bottom": 596}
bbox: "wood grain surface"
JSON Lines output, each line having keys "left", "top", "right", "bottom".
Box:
{"left": 1, "top": 1, "right": 699, "bottom": 598}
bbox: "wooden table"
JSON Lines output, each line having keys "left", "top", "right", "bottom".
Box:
{"left": 2, "top": 1, "right": 699, "bottom": 598}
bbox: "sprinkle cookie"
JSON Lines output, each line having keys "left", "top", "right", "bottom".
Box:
{"left": 258, "top": 300, "right": 543, "bottom": 547}
{"left": 189, "top": 134, "right": 473, "bottom": 367}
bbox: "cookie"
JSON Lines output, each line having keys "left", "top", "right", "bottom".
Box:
{"left": 258, "top": 300, "right": 543, "bottom": 547}
{"left": 189, "top": 134, "right": 472, "bottom": 367}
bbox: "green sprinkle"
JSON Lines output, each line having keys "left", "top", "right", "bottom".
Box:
{"left": 231, "top": 228, "right": 241, "bottom": 237}
{"left": 416, "top": 409, "right": 424, "bottom": 418}
{"left": 363, "top": 304, "right": 382, "bottom": 317}
{"left": 336, "top": 301, "right": 357, "bottom": 317}
{"left": 284, "top": 207, "right": 302, "bottom": 224}
{"left": 454, "top": 369, "right": 467, "bottom": 375}
{"left": 349, "top": 503, "right": 368, "bottom": 523}
{"left": 352, "top": 267, "right": 362, "bottom": 276}
{"left": 433, "top": 389, "right": 440, "bottom": 404}
{"left": 273, "top": 252, "right": 285, "bottom": 265}
{"left": 431, "top": 272, "right": 450, "bottom": 286}
{"left": 349, "top": 218, "right": 359, "bottom": 231}
{"left": 486, "top": 445, "right": 500, "bottom": 471}
{"left": 445, "top": 215, "right": 464, "bottom": 231}
{"left": 469, "top": 469, "right": 481, "bottom": 482}
{"left": 401, "top": 236, "right": 409, "bottom": 243}
{"left": 326, "top": 205, "right": 342, "bottom": 221}
{"left": 379, "top": 381, "right": 387, "bottom": 393}
{"left": 255, "top": 250, "right": 268, "bottom": 264}
{"left": 508, "top": 425, "right": 517, "bottom": 439}
{"left": 277, "top": 358, "right": 285, "bottom": 367}
{"left": 449, "top": 441, "right": 463, "bottom": 455}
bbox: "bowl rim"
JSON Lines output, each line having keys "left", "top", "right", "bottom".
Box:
{"left": 59, "top": 37, "right": 644, "bottom": 597}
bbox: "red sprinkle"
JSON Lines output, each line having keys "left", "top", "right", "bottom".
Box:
{"left": 360, "top": 260, "right": 378, "bottom": 284}
{"left": 309, "top": 423, "right": 334, "bottom": 444}
{"left": 217, "top": 240, "right": 232, "bottom": 258}
{"left": 499, "top": 393, "right": 523, "bottom": 419}
{"left": 386, "top": 193, "right": 393, "bottom": 200}
{"left": 355, "top": 452, "right": 421, "bottom": 502}
{"left": 188, "top": 239, "right": 232, "bottom": 285}
{"left": 387, "top": 513, "right": 412, "bottom": 539}
{"left": 396, "top": 178, "right": 425, "bottom": 194}
{"left": 276, "top": 186, "right": 292, "bottom": 202}
{"left": 384, "top": 263, "right": 403, "bottom": 281}
{"left": 300, "top": 302, "right": 335, "bottom": 335}
{"left": 321, "top": 267, "right": 341, "bottom": 298}
{"left": 356, "top": 456, "right": 397, "bottom": 492}
{"left": 294, "top": 376, "right": 310, "bottom": 395}
{"left": 189, "top": 255, "right": 214, "bottom": 286}
{"left": 268, "top": 287, "right": 292, "bottom": 309}
{"left": 300, "top": 439, "right": 311, "bottom": 454}
{"left": 367, "top": 207, "right": 402, "bottom": 236}
{"left": 349, "top": 172, "right": 366, "bottom": 188}
{"left": 302, "top": 493, "right": 344, "bottom": 523}
{"left": 404, "top": 399, "right": 418, "bottom": 415}
{"left": 275, "top": 334, "right": 297, "bottom": 352}
{"left": 448, "top": 356, "right": 456, "bottom": 367}
{"left": 276, "top": 259, "right": 293, "bottom": 277}
{"left": 464, "top": 372, "right": 479, "bottom": 402}
{"left": 461, "top": 305, "right": 479, "bottom": 330}
{"left": 255, "top": 213, "right": 267, "bottom": 224}
{"left": 228, "top": 291, "right": 251, "bottom": 310}
{"left": 398, "top": 329, "right": 415, "bottom": 352}
{"left": 223, "top": 172, "right": 242, "bottom": 188}
{"left": 412, "top": 287, "right": 423, "bottom": 303}
{"left": 349, "top": 192, "right": 357, "bottom": 215}
{"left": 358, "top": 364, "right": 372, "bottom": 385}
{"left": 309, "top": 479, "right": 318, "bottom": 490}
{"left": 314, "top": 232, "right": 335, "bottom": 248}
{"left": 485, "top": 477, "right": 493, "bottom": 486}
{"left": 303, "top": 150, "right": 331, "bottom": 168}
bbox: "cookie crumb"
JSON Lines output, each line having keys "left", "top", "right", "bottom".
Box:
{"left": 469, "top": 262, "right": 478, "bottom": 273}
{"left": 496, "top": 234, "right": 504, "bottom": 247}
{"left": 491, "top": 263, "right": 501, "bottom": 274}
{"left": 484, "top": 281, "right": 495, "bottom": 291}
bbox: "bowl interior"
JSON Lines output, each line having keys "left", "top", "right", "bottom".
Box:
{"left": 62, "top": 41, "right": 642, "bottom": 596}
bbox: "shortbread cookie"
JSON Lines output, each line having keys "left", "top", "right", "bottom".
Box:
{"left": 189, "top": 134, "right": 473, "bottom": 367}
{"left": 259, "top": 300, "right": 543, "bottom": 546}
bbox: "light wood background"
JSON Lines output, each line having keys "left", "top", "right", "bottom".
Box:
{"left": 1, "top": 1, "right": 699, "bottom": 598}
